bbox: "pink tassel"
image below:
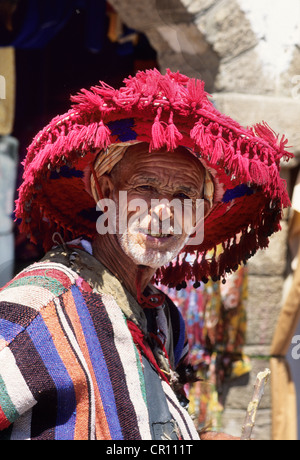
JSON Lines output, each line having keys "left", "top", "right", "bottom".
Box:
{"left": 187, "top": 78, "right": 207, "bottom": 109}
{"left": 165, "top": 111, "right": 183, "bottom": 150}
{"left": 204, "top": 131, "right": 214, "bottom": 154}
{"left": 70, "top": 121, "right": 111, "bottom": 151}
{"left": 190, "top": 120, "right": 202, "bottom": 139}
{"left": 210, "top": 253, "right": 219, "bottom": 281}
{"left": 253, "top": 121, "right": 293, "bottom": 162}
{"left": 178, "top": 255, "right": 193, "bottom": 281}
{"left": 71, "top": 88, "right": 103, "bottom": 113}
{"left": 91, "top": 81, "right": 116, "bottom": 97}
{"left": 94, "top": 120, "right": 111, "bottom": 149}
{"left": 257, "top": 228, "right": 269, "bottom": 250}
{"left": 159, "top": 77, "right": 177, "bottom": 103}
{"left": 190, "top": 119, "right": 206, "bottom": 150}
{"left": 86, "top": 122, "right": 99, "bottom": 147}
{"left": 228, "top": 150, "right": 252, "bottom": 183}
{"left": 49, "top": 135, "right": 67, "bottom": 161}
{"left": 249, "top": 159, "right": 268, "bottom": 184}
{"left": 224, "top": 140, "right": 235, "bottom": 166}
{"left": 278, "top": 134, "right": 293, "bottom": 161}
{"left": 227, "top": 238, "right": 240, "bottom": 271}
{"left": 268, "top": 162, "right": 279, "bottom": 180}
{"left": 160, "top": 262, "right": 175, "bottom": 286}
{"left": 217, "top": 246, "right": 229, "bottom": 279}
{"left": 253, "top": 121, "right": 278, "bottom": 145}
{"left": 239, "top": 155, "right": 252, "bottom": 182}
{"left": 211, "top": 135, "right": 225, "bottom": 164}
{"left": 63, "top": 126, "right": 83, "bottom": 153}
{"left": 150, "top": 107, "right": 166, "bottom": 151}
{"left": 194, "top": 252, "right": 210, "bottom": 281}
{"left": 69, "top": 125, "right": 88, "bottom": 150}
{"left": 33, "top": 144, "right": 53, "bottom": 172}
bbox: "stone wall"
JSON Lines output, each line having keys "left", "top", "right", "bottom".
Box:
{"left": 108, "top": 0, "right": 300, "bottom": 440}
{"left": 221, "top": 224, "right": 289, "bottom": 439}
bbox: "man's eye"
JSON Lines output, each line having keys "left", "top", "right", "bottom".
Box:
{"left": 136, "top": 185, "right": 156, "bottom": 193}
{"left": 174, "top": 192, "right": 191, "bottom": 200}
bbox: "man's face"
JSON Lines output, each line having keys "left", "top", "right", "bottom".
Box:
{"left": 101, "top": 145, "right": 208, "bottom": 269}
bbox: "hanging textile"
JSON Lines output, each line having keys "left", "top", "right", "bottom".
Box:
{"left": 10, "top": 0, "right": 74, "bottom": 49}
{"left": 0, "top": 46, "right": 15, "bottom": 135}
{"left": 160, "top": 262, "right": 250, "bottom": 432}
{"left": 0, "top": 0, "right": 107, "bottom": 52}
{"left": 0, "top": 135, "right": 19, "bottom": 287}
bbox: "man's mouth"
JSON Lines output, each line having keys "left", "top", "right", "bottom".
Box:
{"left": 139, "top": 229, "right": 174, "bottom": 239}
{"left": 147, "top": 233, "right": 173, "bottom": 238}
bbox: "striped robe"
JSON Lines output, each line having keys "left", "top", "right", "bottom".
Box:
{"left": 0, "top": 245, "right": 199, "bottom": 440}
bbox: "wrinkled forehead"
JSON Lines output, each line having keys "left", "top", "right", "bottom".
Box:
{"left": 89, "top": 141, "right": 215, "bottom": 207}
{"left": 111, "top": 143, "right": 206, "bottom": 181}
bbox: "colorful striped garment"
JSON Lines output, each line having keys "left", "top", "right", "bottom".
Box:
{"left": 0, "top": 243, "right": 199, "bottom": 440}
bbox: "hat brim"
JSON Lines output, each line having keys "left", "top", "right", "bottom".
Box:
{"left": 15, "top": 69, "right": 292, "bottom": 287}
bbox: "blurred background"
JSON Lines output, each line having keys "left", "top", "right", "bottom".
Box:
{"left": 0, "top": 0, "right": 300, "bottom": 440}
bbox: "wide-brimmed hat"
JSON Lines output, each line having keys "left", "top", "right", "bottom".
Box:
{"left": 15, "top": 68, "right": 292, "bottom": 288}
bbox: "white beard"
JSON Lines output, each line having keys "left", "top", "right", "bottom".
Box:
{"left": 116, "top": 210, "right": 188, "bottom": 269}
{"left": 117, "top": 228, "right": 188, "bottom": 269}
{"left": 114, "top": 191, "right": 191, "bottom": 269}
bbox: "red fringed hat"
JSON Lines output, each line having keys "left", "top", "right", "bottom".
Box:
{"left": 15, "top": 68, "right": 292, "bottom": 288}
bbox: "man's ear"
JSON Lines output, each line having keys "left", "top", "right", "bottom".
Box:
{"left": 97, "top": 174, "right": 115, "bottom": 200}
{"left": 204, "top": 199, "right": 212, "bottom": 218}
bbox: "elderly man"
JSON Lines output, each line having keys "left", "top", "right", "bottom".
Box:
{"left": 0, "top": 69, "right": 291, "bottom": 440}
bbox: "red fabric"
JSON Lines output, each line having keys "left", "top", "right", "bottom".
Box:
{"left": 127, "top": 320, "right": 170, "bottom": 384}
{"left": 135, "top": 269, "right": 165, "bottom": 309}
{"left": 0, "top": 405, "right": 11, "bottom": 431}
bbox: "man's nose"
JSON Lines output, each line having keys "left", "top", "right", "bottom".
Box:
{"left": 148, "top": 199, "right": 179, "bottom": 235}
{"left": 151, "top": 201, "right": 173, "bottom": 222}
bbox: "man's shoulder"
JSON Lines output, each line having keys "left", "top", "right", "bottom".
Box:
{"left": 0, "top": 255, "right": 80, "bottom": 343}
{"left": 1, "top": 256, "right": 77, "bottom": 302}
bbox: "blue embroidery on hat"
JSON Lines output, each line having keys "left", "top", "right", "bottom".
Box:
{"left": 222, "top": 184, "right": 254, "bottom": 203}
{"left": 107, "top": 118, "right": 137, "bottom": 142}
{"left": 50, "top": 166, "right": 84, "bottom": 180}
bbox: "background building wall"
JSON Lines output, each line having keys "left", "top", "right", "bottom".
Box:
{"left": 108, "top": 0, "right": 300, "bottom": 440}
